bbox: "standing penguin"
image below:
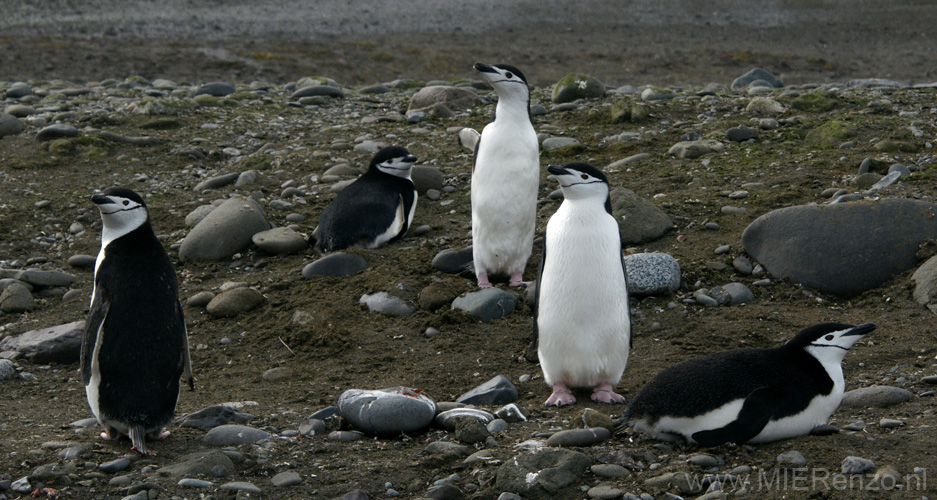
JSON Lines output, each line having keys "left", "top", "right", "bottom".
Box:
{"left": 617, "top": 322, "right": 875, "bottom": 446}
{"left": 471, "top": 62, "right": 539, "bottom": 288}
{"left": 82, "top": 187, "right": 193, "bottom": 455}
{"left": 536, "top": 162, "right": 630, "bottom": 407}
{"left": 314, "top": 146, "right": 418, "bottom": 253}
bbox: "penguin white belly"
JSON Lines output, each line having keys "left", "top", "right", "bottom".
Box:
{"left": 537, "top": 207, "right": 630, "bottom": 388}
{"left": 750, "top": 369, "right": 844, "bottom": 443}
{"left": 368, "top": 195, "right": 407, "bottom": 249}
{"left": 471, "top": 121, "right": 539, "bottom": 275}
{"left": 642, "top": 399, "right": 746, "bottom": 444}
{"left": 85, "top": 312, "right": 106, "bottom": 422}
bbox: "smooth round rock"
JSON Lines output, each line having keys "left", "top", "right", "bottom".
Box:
{"left": 359, "top": 292, "right": 413, "bottom": 316}
{"left": 435, "top": 408, "right": 495, "bottom": 432}
{"left": 252, "top": 227, "right": 308, "bottom": 255}
{"left": 99, "top": 457, "right": 131, "bottom": 473}
{"left": 206, "top": 287, "right": 264, "bottom": 318}
{"left": 338, "top": 387, "right": 436, "bottom": 435}
{"left": 0, "top": 283, "right": 36, "bottom": 313}
{"left": 302, "top": 252, "right": 368, "bottom": 278}
{"left": 178, "top": 478, "right": 213, "bottom": 488}
{"left": 451, "top": 288, "right": 516, "bottom": 323}
{"left": 411, "top": 166, "right": 444, "bottom": 194}
{"left": 36, "top": 124, "right": 79, "bottom": 141}
{"left": 841, "top": 385, "right": 912, "bottom": 408}
{"left": 271, "top": 471, "right": 302, "bottom": 487}
{"left": 195, "top": 82, "right": 236, "bottom": 97}
{"left": 202, "top": 425, "right": 272, "bottom": 446}
{"left": 0, "top": 113, "right": 24, "bottom": 138}
{"left": 777, "top": 451, "right": 807, "bottom": 467}
{"left": 431, "top": 247, "right": 474, "bottom": 274}
{"left": 179, "top": 197, "right": 269, "bottom": 261}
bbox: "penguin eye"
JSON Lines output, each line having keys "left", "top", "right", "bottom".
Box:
{"left": 581, "top": 174, "right": 589, "bottom": 180}
{"left": 825, "top": 335, "right": 834, "bottom": 341}
{"left": 505, "top": 71, "right": 514, "bottom": 79}
{"left": 122, "top": 200, "right": 129, "bottom": 206}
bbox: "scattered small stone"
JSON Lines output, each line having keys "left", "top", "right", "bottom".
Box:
{"left": 178, "top": 478, "right": 213, "bottom": 488}
{"left": 271, "top": 471, "right": 302, "bottom": 487}
{"left": 841, "top": 386, "right": 912, "bottom": 408}
{"left": 546, "top": 428, "right": 611, "bottom": 447}
{"left": 219, "top": 481, "right": 262, "bottom": 494}
{"left": 842, "top": 456, "right": 875, "bottom": 474}
{"left": 202, "top": 424, "right": 272, "bottom": 446}
{"left": 456, "top": 375, "right": 518, "bottom": 405}
{"left": 100, "top": 457, "right": 131, "bottom": 473}
{"left": 451, "top": 288, "right": 517, "bottom": 323}
{"left": 302, "top": 252, "right": 368, "bottom": 278}
{"left": 879, "top": 418, "right": 905, "bottom": 428}
{"left": 777, "top": 450, "right": 807, "bottom": 467}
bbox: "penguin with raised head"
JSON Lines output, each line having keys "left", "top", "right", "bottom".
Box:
{"left": 314, "top": 146, "right": 418, "bottom": 253}
{"left": 536, "top": 162, "right": 631, "bottom": 407}
{"left": 617, "top": 322, "right": 875, "bottom": 446}
{"left": 83, "top": 187, "right": 193, "bottom": 455}
{"left": 471, "top": 62, "right": 539, "bottom": 288}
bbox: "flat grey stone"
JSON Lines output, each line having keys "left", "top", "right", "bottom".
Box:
{"left": 451, "top": 288, "right": 516, "bottom": 323}
{"left": 206, "top": 287, "right": 264, "bottom": 318}
{"left": 184, "top": 205, "right": 215, "bottom": 227}
{"left": 591, "top": 463, "right": 631, "bottom": 479}
{"left": 271, "top": 471, "right": 302, "bottom": 487}
{"left": 911, "top": 255, "right": 937, "bottom": 313}
{"left": 426, "top": 484, "right": 464, "bottom": 500}
{"left": 841, "top": 385, "right": 912, "bottom": 408}
{"left": 327, "top": 430, "right": 366, "bottom": 441}
{"left": 338, "top": 387, "right": 436, "bottom": 435}
{"left": 36, "top": 124, "right": 78, "bottom": 141}
{"left": 0, "top": 359, "right": 15, "bottom": 380}
{"left": 194, "top": 172, "right": 239, "bottom": 191}
{"left": 99, "top": 457, "right": 131, "bottom": 473}
{"left": 777, "top": 450, "right": 807, "bottom": 467}
{"left": 30, "top": 462, "right": 77, "bottom": 482}
{"left": 432, "top": 247, "right": 474, "bottom": 274}
{"left": 67, "top": 254, "right": 96, "bottom": 268}
{"left": 202, "top": 425, "right": 272, "bottom": 446}
{"left": 179, "top": 405, "right": 253, "bottom": 428}
{"left": 726, "top": 125, "right": 759, "bottom": 141}
{"left": 179, "top": 197, "right": 269, "bottom": 261}
{"left": 252, "top": 227, "right": 308, "bottom": 255}
{"left": 412, "top": 166, "right": 444, "bottom": 194}
{"left": 842, "top": 456, "right": 875, "bottom": 474}
{"left": 302, "top": 252, "right": 368, "bottom": 278}
{"left": 456, "top": 375, "right": 518, "bottom": 405}
{"left": 668, "top": 139, "right": 725, "bottom": 159}
{"left": 879, "top": 418, "right": 905, "bottom": 428}
{"left": 220, "top": 481, "right": 261, "bottom": 494}
{"left": 194, "top": 82, "right": 236, "bottom": 97}
{"left": 742, "top": 199, "right": 937, "bottom": 296}
{"left": 178, "top": 478, "right": 213, "bottom": 488}
{"left": 709, "top": 282, "right": 754, "bottom": 305}
{"left": 624, "top": 253, "right": 681, "bottom": 296}
{"left": 610, "top": 188, "right": 673, "bottom": 245}
{"left": 542, "top": 137, "right": 580, "bottom": 150}
{"left": 292, "top": 85, "right": 344, "bottom": 99}
{"left": 0, "top": 320, "right": 83, "bottom": 364}
{"left": 587, "top": 485, "right": 623, "bottom": 499}
{"left": 5, "top": 83, "right": 32, "bottom": 98}
{"left": 424, "top": 441, "right": 471, "bottom": 460}
{"left": 3, "top": 269, "right": 74, "bottom": 287}
{"left": 546, "top": 428, "right": 611, "bottom": 447}
{"left": 435, "top": 408, "right": 495, "bottom": 432}
{"left": 333, "top": 490, "right": 370, "bottom": 500}
{"left": 359, "top": 292, "right": 413, "bottom": 316}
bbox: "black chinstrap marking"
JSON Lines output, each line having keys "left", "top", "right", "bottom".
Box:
{"left": 809, "top": 342, "right": 850, "bottom": 351}
{"left": 100, "top": 205, "right": 144, "bottom": 215}
{"left": 560, "top": 179, "right": 606, "bottom": 187}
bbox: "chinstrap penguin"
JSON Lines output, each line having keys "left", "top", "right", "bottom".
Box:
{"left": 536, "top": 162, "right": 631, "bottom": 407}
{"left": 470, "top": 62, "right": 539, "bottom": 288}
{"left": 314, "top": 146, "right": 418, "bottom": 253}
{"left": 617, "top": 322, "right": 875, "bottom": 446}
{"left": 82, "top": 187, "right": 194, "bottom": 455}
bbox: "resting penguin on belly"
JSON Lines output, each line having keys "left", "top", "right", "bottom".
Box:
{"left": 83, "top": 187, "right": 194, "bottom": 455}
{"left": 313, "top": 146, "right": 418, "bottom": 253}
{"left": 616, "top": 322, "right": 874, "bottom": 446}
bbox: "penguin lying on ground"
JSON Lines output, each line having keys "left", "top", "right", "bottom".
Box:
{"left": 616, "top": 322, "right": 875, "bottom": 446}
{"left": 470, "top": 62, "right": 539, "bottom": 288}
{"left": 83, "top": 187, "right": 194, "bottom": 455}
{"left": 536, "top": 163, "right": 631, "bottom": 407}
{"left": 314, "top": 146, "right": 418, "bottom": 253}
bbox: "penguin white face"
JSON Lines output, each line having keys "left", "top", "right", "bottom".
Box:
{"left": 547, "top": 163, "right": 610, "bottom": 202}
{"left": 474, "top": 62, "right": 530, "bottom": 99}
{"left": 794, "top": 323, "right": 875, "bottom": 364}
{"left": 92, "top": 187, "right": 149, "bottom": 242}
{"left": 370, "top": 146, "right": 417, "bottom": 179}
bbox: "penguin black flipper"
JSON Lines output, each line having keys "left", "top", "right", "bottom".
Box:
{"left": 80, "top": 288, "right": 109, "bottom": 385}
{"left": 691, "top": 386, "right": 784, "bottom": 446}
{"left": 177, "top": 300, "right": 194, "bottom": 391}
{"left": 526, "top": 232, "right": 547, "bottom": 360}
{"left": 316, "top": 178, "right": 413, "bottom": 252}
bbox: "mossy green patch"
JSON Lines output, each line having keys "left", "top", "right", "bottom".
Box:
{"left": 193, "top": 94, "right": 222, "bottom": 107}
{"left": 789, "top": 90, "right": 840, "bottom": 112}
{"left": 805, "top": 119, "right": 856, "bottom": 147}
{"left": 241, "top": 154, "right": 275, "bottom": 171}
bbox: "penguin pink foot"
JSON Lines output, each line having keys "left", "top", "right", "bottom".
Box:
{"left": 157, "top": 429, "right": 171, "bottom": 440}
{"left": 477, "top": 271, "right": 493, "bottom": 289}
{"left": 591, "top": 383, "right": 626, "bottom": 404}
{"left": 545, "top": 382, "right": 576, "bottom": 406}
{"left": 508, "top": 271, "right": 530, "bottom": 288}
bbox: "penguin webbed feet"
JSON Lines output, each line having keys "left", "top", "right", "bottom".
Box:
{"left": 544, "top": 383, "right": 576, "bottom": 407}
{"left": 591, "top": 384, "right": 626, "bottom": 404}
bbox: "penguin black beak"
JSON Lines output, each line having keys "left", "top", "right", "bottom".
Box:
{"left": 405, "top": 155, "right": 418, "bottom": 164}
{"left": 474, "top": 62, "right": 497, "bottom": 74}
{"left": 91, "top": 194, "right": 115, "bottom": 206}
{"left": 547, "top": 165, "right": 570, "bottom": 176}
{"left": 843, "top": 323, "right": 876, "bottom": 337}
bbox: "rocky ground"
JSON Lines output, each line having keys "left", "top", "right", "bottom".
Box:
{"left": 2, "top": 66, "right": 937, "bottom": 500}
{"left": 2, "top": 2, "right": 937, "bottom": 499}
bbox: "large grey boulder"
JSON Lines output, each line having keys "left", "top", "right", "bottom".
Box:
{"left": 0, "top": 321, "right": 84, "bottom": 364}
{"left": 742, "top": 199, "right": 937, "bottom": 296}
{"left": 911, "top": 255, "right": 937, "bottom": 313}
{"left": 496, "top": 448, "right": 592, "bottom": 499}
{"left": 407, "top": 86, "right": 481, "bottom": 113}
{"left": 179, "top": 197, "right": 269, "bottom": 261}
{"left": 338, "top": 387, "right": 436, "bottom": 435}
{"left": 610, "top": 188, "right": 673, "bottom": 246}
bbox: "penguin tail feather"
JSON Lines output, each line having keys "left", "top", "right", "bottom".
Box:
{"left": 613, "top": 408, "right": 633, "bottom": 436}
{"left": 129, "top": 425, "right": 149, "bottom": 456}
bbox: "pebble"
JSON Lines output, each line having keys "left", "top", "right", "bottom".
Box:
{"left": 542, "top": 137, "right": 580, "bottom": 150}
{"left": 206, "top": 287, "right": 264, "bottom": 318}
{"left": 302, "top": 252, "right": 368, "bottom": 278}
{"left": 179, "top": 197, "right": 269, "bottom": 261}
{"left": 0, "top": 112, "right": 24, "bottom": 137}
{"left": 202, "top": 424, "right": 272, "bottom": 446}
{"left": 270, "top": 471, "right": 302, "bottom": 487}
{"left": 411, "top": 165, "right": 444, "bottom": 194}
{"left": 456, "top": 375, "right": 518, "bottom": 405}
{"left": 841, "top": 385, "right": 913, "bottom": 407}
{"left": 687, "top": 454, "right": 720, "bottom": 467}
{"left": 36, "top": 124, "right": 79, "bottom": 141}
{"left": 328, "top": 430, "right": 366, "bottom": 441}
{"left": 726, "top": 126, "right": 759, "bottom": 141}
{"left": 588, "top": 485, "right": 623, "bottom": 499}
{"left": 879, "top": 418, "right": 905, "bottom": 428}
{"left": 431, "top": 247, "right": 474, "bottom": 274}
{"left": 359, "top": 292, "right": 413, "bottom": 316}
{"left": 842, "top": 456, "right": 875, "bottom": 474}
{"left": 0, "top": 283, "right": 35, "bottom": 313}
{"left": 435, "top": 408, "right": 495, "bottom": 431}
{"left": 178, "top": 478, "right": 213, "bottom": 488}
{"left": 451, "top": 288, "right": 516, "bottom": 323}
{"left": 100, "top": 457, "right": 131, "bottom": 473}
{"left": 219, "top": 481, "right": 262, "bottom": 494}
{"left": 193, "top": 172, "right": 239, "bottom": 191}
{"left": 552, "top": 73, "right": 605, "bottom": 103}
{"left": 0, "top": 359, "right": 15, "bottom": 380}
{"left": 777, "top": 450, "right": 807, "bottom": 467}
{"left": 195, "top": 82, "right": 236, "bottom": 97}
{"left": 545, "top": 427, "right": 611, "bottom": 447}
{"left": 251, "top": 227, "right": 308, "bottom": 254}
{"left": 591, "top": 463, "right": 631, "bottom": 479}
